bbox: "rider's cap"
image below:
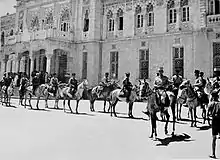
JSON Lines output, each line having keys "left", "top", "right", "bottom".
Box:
{"left": 53, "top": 73, "right": 56, "bottom": 76}
{"left": 72, "top": 73, "right": 76, "bottom": 76}
{"left": 105, "top": 72, "right": 109, "bottom": 76}
{"left": 125, "top": 72, "right": 130, "bottom": 76}
{"left": 199, "top": 72, "right": 204, "bottom": 76}
{"left": 194, "top": 70, "right": 200, "bottom": 74}
{"left": 158, "top": 67, "right": 164, "bottom": 72}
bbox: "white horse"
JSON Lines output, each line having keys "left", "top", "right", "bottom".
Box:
{"left": 60, "top": 79, "right": 89, "bottom": 114}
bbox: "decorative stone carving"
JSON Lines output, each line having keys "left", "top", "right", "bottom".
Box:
{"left": 156, "top": 0, "right": 164, "bottom": 6}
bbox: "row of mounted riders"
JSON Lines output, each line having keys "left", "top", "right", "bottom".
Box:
{"left": 0, "top": 69, "right": 219, "bottom": 138}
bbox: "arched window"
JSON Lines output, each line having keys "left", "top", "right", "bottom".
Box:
{"left": 180, "top": 0, "right": 189, "bottom": 22}
{"left": 60, "top": 8, "right": 70, "bottom": 32}
{"left": 117, "top": 8, "right": 123, "bottom": 30}
{"left": 45, "top": 11, "right": 53, "bottom": 29}
{"left": 10, "top": 29, "right": 13, "bottom": 36}
{"left": 107, "top": 10, "right": 114, "bottom": 32}
{"left": 1, "top": 31, "right": 5, "bottom": 46}
{"left": 83, "top": 10, "right": 89, "bottom": 32}
{"left": 209, "top": 0, "right": 214, "bottom": 15}
{"left": 146, "top": 3, "right": 154, "bottom": 26}
{"left": 167, "top": 0, "right": 177, "bottom": 24}
{"left": 31, "top": 16, "right": 40, "bottom": 30}
{"left": 135, "top": 5, "right": 143, "bottom": 28}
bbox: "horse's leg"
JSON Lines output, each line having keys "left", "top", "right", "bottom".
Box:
{"left": 190, "top": 108, "right": 193, "bottom": 127}
{"left": 107, "top": 101, "right": 111, "bottom": 113}
{"left": 149, "top": 114, "right": 154, "bottom": 138}
{"left": 103, "top": 99, "right": 107, "bottom": 113}
{"left": 76, "top": 100, "right": 80, "bottom": 114}
{"left": 171, "top": 101, "right": 176, "bottom": 136}
{"left": 164, "top": 109, "right": 170, "bottom": 135}
{"left": 194, "top": 107, "right": 197, "bottom": 127}
{"left": 68, "top": 99, "right": 73, "bottom": 113}
{"left": 45, "top": 95, "right": 49, "bottom": 109}
{"left": 202, "top": 104, "right": 206, "bottom": 124}
{"left": 90, "top": 99, "right": 95, "bottom": 112}
{"left": 24, "top": 94, "right": 27, "bottom": 108}
{"left": 36, "top": 96, "right": 40, "bottom": 110}
{"left": 128, "top": 102, "right": 134, "bottom": 118}
{"left": 113, "top": 100, "right": 118, "bottom": 117}
{"left": 54, "top": 99, "right": 59, "bottom": 109}
{"left": 63, "top": 98, "right": 66, "bottom": 112}
{"left": 29, "top": 94, "right": 32, "bottom": 109}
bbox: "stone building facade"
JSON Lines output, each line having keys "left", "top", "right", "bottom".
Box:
{"left": 0, "top": 0, "right": 219, "bottom": 86}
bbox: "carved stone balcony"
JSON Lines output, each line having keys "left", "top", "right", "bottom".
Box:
{"left": 207, "top": 14, "right": 220, "bottom": 27}
{"left": 5, "top": 35, "right": 16, "bottom": 45}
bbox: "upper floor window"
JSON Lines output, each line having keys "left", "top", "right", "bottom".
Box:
{"left": 107, "top": 10, "right": 114, "bottom": 32}
{"left": 167, "top": 0, "right": 177, "bottom": 24}
{"left": 83, "top": 10, "right": 89, "bottom": 32}
{"left": 1, "top": 31, "right": 5, "bottom": 46}
{"left": 135, "top": 5, "right": 144, "bottom": 28}
{"left": 209, "top": 0, "right": 220, "bottom": 15}
{"left": 60, "top": 8, "right": 70, "bottom": 32}
{"left": 45, "top": 11, "right": 54, "bottom": 29}
{"left": 117, "top": 8, "right": 123, "bottom": 30}
{"left": 31, "top": 16, "right": 40, "bottom": 31}
{"left": 146, "top": 3, "right": 154, "bottom": 26}
{"left": 181, "top": 0, "right": 189, "bottom": 22}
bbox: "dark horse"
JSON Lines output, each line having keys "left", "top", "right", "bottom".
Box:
{"left": 139, "top": 81, "right": 176, "bottom": 140}
{"left": 88, "top": 80, "right": 120, "bottom": 112}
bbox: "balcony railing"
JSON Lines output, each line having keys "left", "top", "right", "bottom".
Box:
{"left": 207, "top": 14, "right": 220, "bottom": 25}
{"left": 5, "top": 35, "right": 16, "bottom": 45}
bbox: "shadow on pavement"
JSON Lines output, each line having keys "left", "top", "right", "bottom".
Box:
{"left": 64, "top": 111, "right": 95, "bottom": 116}
{"left": 117, "top": 116, "right": 149, "bottom": 121}
{"left": 196, "top": 125, "right": 211, "bottom": 131}
{"left": 156, "top": 133, "right": 193, "bottom": 146}
{"left": 3, "top": 105, "right": 17, "bottom": 108}
{"left": 98, "top": 111, "right": 127, "bottom": 115}
{"left": 47, "top": 107, "right": 64, "bottom": 111}
{"left": 28, "top": 108, "right": 50, "bottom": 112}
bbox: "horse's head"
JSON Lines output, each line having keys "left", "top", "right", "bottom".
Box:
{"left": 81, "top": 79, "right": 89, "bottom": 89}
{"left": 111, "top": 80, "right": 121, "bottom": 89}
{"left": 138, "top": 79, "right": 152, "bottom": 98}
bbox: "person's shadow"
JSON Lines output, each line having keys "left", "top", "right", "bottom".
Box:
{"left": 156, "top": 133, "right": 193, "bottom": 146}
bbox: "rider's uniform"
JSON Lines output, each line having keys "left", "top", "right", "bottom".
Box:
{"left": 68, "top": 77, "right": 78, "bottom": 95}
{"left": 122, "top": 77, "right": 133, "bottom": 102}
{"left": 98, "top": 76, "right": 111, "bottom": 96}
{"left": 19, "top": 77, "right": 29, "bottom": 95}
{"left": 32, "top": 75, "right": 40, "bottom": 95}
{"left": 172, "top": 74, "right": 183, "bottom": 89}
{"left": 50, "top": 77, "right": 59, "bottom": 95}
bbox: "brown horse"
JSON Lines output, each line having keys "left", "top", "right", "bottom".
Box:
{"left": 139, "top": 81, "right": 176, "bottom": 140}
{"left": 179, "top": 80, "right": 200, "bottom": 127}
{"left": 88, "top": 80, "right": 120, "bottom": 112}
{"left": 60, "top": 79, "right": 89, "bottom": 114}
{"left": 109, "top": 85, "right": 139, "bottom": 118}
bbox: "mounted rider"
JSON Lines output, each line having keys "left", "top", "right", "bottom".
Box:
{"left": 49, "top": 73, "right": 59, "bottom": 96}
{"left": 98, "top": 72, "right": 111, "bottom": 97}
{"left": 122, "top": 72, "right": 133, "bottom": 102}
{"left": 154, "top": 67, "right": 171, "bottom": 108}
{"left": 68, "top": 73, "right": 78, "bottom": 96}
{"left": 1, "top": 72, "right": 13, "bottom": 94}
{"left": 172, "top": 69, "right": 183, "bottom": 96}
{"left": 19, "top": 73, "right": 29, "bottom": 97}
{"left": 32, "top": 72, "right": 40, "bottom": 96}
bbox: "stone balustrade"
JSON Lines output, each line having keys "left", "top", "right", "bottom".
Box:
{"left": 207, "top": 14, "right": 220, "bottom": 25}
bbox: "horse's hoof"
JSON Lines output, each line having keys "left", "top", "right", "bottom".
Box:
{"left": 165, "top": 130, "right": 168, "bottom": 135}
{"left": 149, "top": 135, "right": 153, "bottom": 139}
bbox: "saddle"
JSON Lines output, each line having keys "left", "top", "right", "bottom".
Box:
{"left": 155, "top": 90, "right": 170, "bottom": 107}
{"left": 119, "top": 88, "right": 129, "bottom": 98}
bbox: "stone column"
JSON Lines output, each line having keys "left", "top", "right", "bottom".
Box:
{"left": 176, "top": 8, "right": 180, "bottom": 31}
{"left": 46, "top": 54, "right": 53, "bottom": 74}
{"left": 17, "top": 59, "right": 20, "bottom": 73}
{"left": 3, "top": 59, "right": 8, "bottom": 72}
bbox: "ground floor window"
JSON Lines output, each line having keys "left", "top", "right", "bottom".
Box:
{"left": 110, "top": 51, "right": 118, "bottom": 79}
{"left": 139, "top": 49, "right": 149, "bottom": 79}
{"left": 172, "top": 47, "right": 184, "bottom": 77}
{"left": 82, "top": 52, "right": 88, "bottom": 79}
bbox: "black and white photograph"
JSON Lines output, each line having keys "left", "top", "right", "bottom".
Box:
{"left": 0, "top": 0, "right": 220, "bottom": 160}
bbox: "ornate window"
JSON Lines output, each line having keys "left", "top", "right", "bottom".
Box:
{"left": 110, "top": 51, "right": 118, "bottom": 79}
{"left": 135, "top": 5, "right": 144, "bottom": 28}
{"left": 107, "top": 10, "right": 114, "bottom": 32}
{"left": 117, "top": 8, "right": 123, "bottom": 30}
{"left": 181, "top": 0, "right": 189, "bottom": 22}
{"left": 31, "top": 16, "right": 40, "bottom": 30}
{"left": 1, "top": 31, "right": 4, "bottom": 46}
{"left": 82, "top": 52, "right": 88, "bottom": 79}
{"left": 83, "top": 10, "right": 89, "bottom": 32}
{"left": 60, "top": 8, "right": 70, "bottom": 32}
{"left": 209, "top": 0, "right": 214, "bottom": 15}
{"left": 146, "top": 3, "right": 154, "bottom": 26}
{"left": 167, "top": 0, "right": 177, "bottom": 24}
{"left": 10, "top": 29, "right": 13, "bottom": 36}
{"left": 139, "top": 49, "right": 149, "bottom": 79}
{"left": 45, "top": 11, "right": 54, "bottom": 29}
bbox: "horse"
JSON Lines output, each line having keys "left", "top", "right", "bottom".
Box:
{"left": 109, "top": 84, "right": 139, "bottom": 118}
{"left": 60, "top": 79, "right": 89, "bottom": 114}
{"left": 24, "top": 83, "right": 67, "bottom": 110}
{"left": 179, "top": 80, "right": 200, "bottom": 127}
{"left": 1, "top": 82, "right": 15, "bottom": 106}
{"left": 18, "top": 82, "right": 34, "bottom": 109}
{"left": 139, "top": 81, "right": 176, "bottom": 139}
{"left": 88, "top": 80, "right": 120, "bottom": 112}
{"left": 176, "top": 86, "right": 188, "bottom": 120}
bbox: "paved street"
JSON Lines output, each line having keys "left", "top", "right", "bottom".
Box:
{"left": 0, "top": 99, "right": 219, "bottom": 160}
